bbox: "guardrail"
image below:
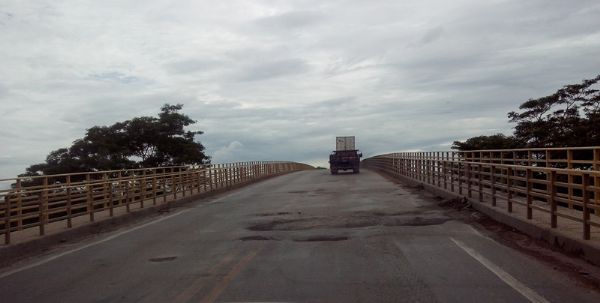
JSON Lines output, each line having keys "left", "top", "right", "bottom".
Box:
{"left": 397, "top": 146, "right": 600, "bottom": 169}
{"left": 0, "top": 161, "right": 313, "bottom": 244}
{"left": 363, "top": 149, "right": 600, "bottom": 241}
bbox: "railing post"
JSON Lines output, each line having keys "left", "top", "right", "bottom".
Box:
{"left": 416, "top": 156, "right": 420, "bottom": 181}
{"left": 491, "top": 165, "right": 496, "bottom": 207}
{"left": 458, "top": 162, "right": 463, "bottom": 195}
{"left": 108, "top": 174, "right": 114, "bottom": 217}
{"left": 152, "top": 170, "right": 157, "bottom": 205}
{"left": 181, "top": 168, "right": 186, "bottom": 198}
{"left": 117, "top": 170, "right": 124, "bottom": 207}
{"left": 87, "top": 173, "right": 94, "bottom": 222}
{"left": 242, "top": 163, "right": 246, "bottom": 181}
{"left": 39, "top": 177, "right": 48, "bottom": 236}
{"left": 582, "top": 173, "right": 591, "bottom": 240}
{"left": 594, "top": 148, "right": 600, "bottom": 214}
{"left": 222, "top": 164, "right": 226, "bottom": 187}
{"left": 188, "top": 168, "right": 193, "bottom": 195}
{"left": 215, "top": 164, "right": 220, "bottom": 188}
{"left": 227, "top": 164, "right": 231, "bottom": 187}
{"left": 171, "top": 167, "right": 177, "bottom": 200}
{"left": 16, "top": 178, "right": 22, "bottom": 231}
{"left": 222, "top": 165, "right": 226, "bottom": 188}
{"left": 467, "top": 163, "right": 472, "bottom": 198}
{"left": 478, "top": 164, "right": 483, "bottom": 202}
{"left": 450, "top": 161, "right": 455, "bottom": 192}
{"left": 414, "top": 155, "right": 418, "bottom": 180}
{"left": 507, "top": 167, "right": 513, "bottom": 213}
{"left": 526, "top": 168, "right": 532, "bottom": 220}
{"left": 209, "top": 166, "right": 213, "bottom": 192}
{"left": 141, "top": 170, "right": 147, "bottom": 207}
{"left": 567, "top": 149, "right": 574, "bottom": 208}
{"left": 233, "top": 163, "right": 237, "bottom": 184}
{"left": 437, "top": 152, "right": 441, "bottom": 187}
{"left": 422, "top": 154, "right": 425, "bottom": 183}
{"left": 241, "top": 164, "right": 246, "bottom": 183}
{"left": 427, "top": 158, "right": 431, "bottom": 184}
{"left": 125, "top": 171, "right": 131, "bottom": 213}
{"left": 4, "top": 191, "right": 11, "bottom": 244}
{"left": 195, "top": 168, "right": 200, "bottom": 194}
{"left": 162, "top": 169, "right": 167, "bottom": 204}
{"left": 247, "top": 163, "right": 251, "bottom": 181}
{"left": 420, "top": 155, "right": 424, "bottom": 182}
{"left": 550, "top": 170, "right": 557, "bottom": 228}
{"left": 214, "top": 165, "right": 219, "bottom": 188}
{"left": 196, "top": 169, "right": 201, "bottom": 194}
{"left": 201, "top": 168, "right": 207, "bottom": 193}
{"left": 102, "top": 173, "right": 109, "bottom": 211}
{"left": 443, "top": 161, "right": 447, "bottom": 190}
{"left": 225, "top": 164, "right": 232, "bottom": 188}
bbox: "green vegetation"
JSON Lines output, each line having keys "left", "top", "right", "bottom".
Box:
{"left": 453, "top": 75, "right": 600, "bottom": 150}
{"left": 21, "top": 104, "right": 209, "bottom": 177}
{"left": 450, "top": 134, "right": 522, "bottom": 151}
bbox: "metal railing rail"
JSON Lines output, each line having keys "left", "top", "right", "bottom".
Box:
{"left": 395, "top": 146, "right": 600, "bottom": 169}
{"left": 363, "top": 150, "right": 600, "bottom": 241}
{"left": 0, "top": 161, "right": 313, "bottom": 244}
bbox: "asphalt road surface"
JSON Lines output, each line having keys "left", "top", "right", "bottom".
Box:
{"left": 1, "top": 169, "right": 599, "bottom": 303}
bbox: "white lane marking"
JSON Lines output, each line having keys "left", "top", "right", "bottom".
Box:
{"left": 0, "top": 209, "right": 191, "bottom": 279}
{"left": 467, "top": 225, "right": 485, "bottom": 237}
{"left": 207, "top": 192, "right": 238, "bottom": 204}
{"left": 450, "top": 237, "right": 550, "bottom": 303}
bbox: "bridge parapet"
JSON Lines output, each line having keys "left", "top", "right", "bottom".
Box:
{"left": 363, "top": 147, "right": 600, "bottom": 241}
{"left": 0, "top": 161, "right": 313, "bottom": 244}
{"left": 381, "top": 146, "right": 600, "bottom": 169}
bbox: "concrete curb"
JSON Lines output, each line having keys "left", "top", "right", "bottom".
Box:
{"left": 372, "top": 169, "right": 600, "bottom": 266}
{"left": 0, "top": 172, "right": 295, "bottom": 268}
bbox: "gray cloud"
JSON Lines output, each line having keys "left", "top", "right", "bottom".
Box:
{"left": 88, "top": 71, "right": 143, "bottom": 84}
{"left": 165, "top": 59, "right": 227, "bottom": 75}
{"left": 236, "top": 58, "right": 310, "bottom": 81}
{"left": 0, "top": 0, "right": 599, "bottom": 177}
{"left": 420, "top": 26, "right": 444, "bottom": 45}
{"left": 254, "top": 10, "right": 324, "bottom": 30}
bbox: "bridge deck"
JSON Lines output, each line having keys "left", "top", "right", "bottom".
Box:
{"left": 0, "top": 169, "right": 599, "bottom": 302}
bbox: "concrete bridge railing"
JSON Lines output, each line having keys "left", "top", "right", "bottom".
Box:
{"left": 0, "top": 161, "right": 313, "bottom": 244}
{"left": 363, "top": 147, "right": 600, "bottom": 241}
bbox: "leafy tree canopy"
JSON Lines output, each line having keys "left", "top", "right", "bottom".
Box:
{"left": 508, "top": 74, "right": 600, "bottom": 147}
{"left": 451, "top": 134, "right": 523, "bottom": 151}
{"left": 21, "top": 104, "right": 210, "bottom": 177}
{"left": 453, "top": 75, "right": 600, "bottom": 150}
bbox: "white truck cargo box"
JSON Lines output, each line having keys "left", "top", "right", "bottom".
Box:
{"left": 336, "top": 136, "right": 356, "bottom": 151}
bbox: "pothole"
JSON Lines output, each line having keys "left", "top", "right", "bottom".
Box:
{"left": 294, "top": 235, "right": 349, "bottom": 242}
{"left": 247, "top": 214, "right": 450, "bottom": 231}
{"left": 239, "top": 235, "right": 277, "bottom": 241}
{"left": 256, "top": 212, "right": 291, "bottom": 217}
{"left": 383, "top": 217, "right": 450, "bottom": 226}
{"left": 149, "top": 256, "right": 177, "bottom": 263}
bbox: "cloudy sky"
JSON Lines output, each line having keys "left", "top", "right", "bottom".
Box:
{"left": 1, "top": 0, "right": 600, "bottom": 177}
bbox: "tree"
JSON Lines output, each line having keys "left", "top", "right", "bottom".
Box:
{"left": 452, "top": 134, "right": 522, "bottom": 151}
{"left": 508, "top": 75, "right": 600, "bottom": 147}
{"left": 126, "top": 104, "right": 206, "bottom": 167}
{"left": 454, "top": 75, "right": 600, "bottom": 151}
{"left": 21, "top": 104, "right": 209, "bottom": 178}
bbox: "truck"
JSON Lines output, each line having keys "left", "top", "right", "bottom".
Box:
{"left": 329, "top": 136, "right": 362, "bottom": 174}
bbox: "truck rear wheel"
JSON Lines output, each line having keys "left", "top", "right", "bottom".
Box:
{"left": 331, "top": 169, "right": 338, "bottom": 175}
